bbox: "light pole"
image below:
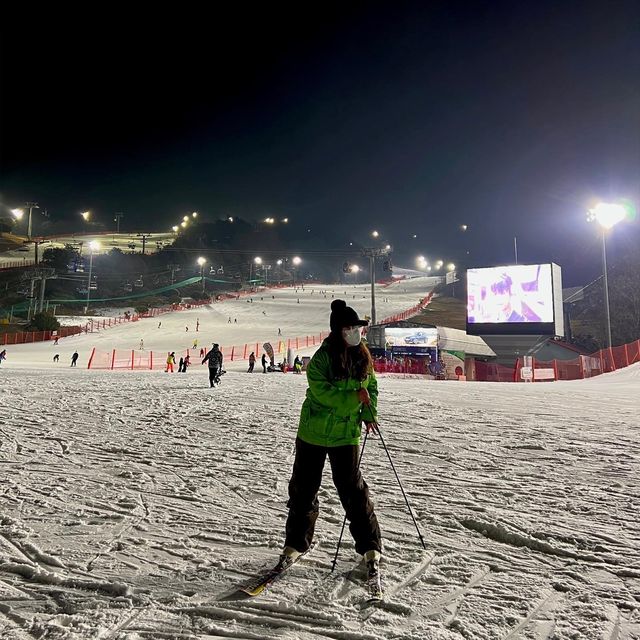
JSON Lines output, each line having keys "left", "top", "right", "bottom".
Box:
{"left": 84, "top": 241, "right": 100, "bottom": 314}
{"left": 588, "top": 203, "right": 627, "bottom": 348}
{"left": 26, "top": 202, "right": 40, "bottom": 240}
{"left": 362, "top": 234, "right": 391, "bottom": 326}
{"left": 197, "top": 257, "right": 207, "bottom": 293}
{"left": 292, "top": 256, "right": 301, "bottom": 287}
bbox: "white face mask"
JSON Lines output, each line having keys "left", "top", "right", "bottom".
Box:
{"left": 342, "top": 326, "right": 363, "bottom": 347}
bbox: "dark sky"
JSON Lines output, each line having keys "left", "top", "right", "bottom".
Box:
{"left": 1, "top": 1, "right": 639, "bottom": 285}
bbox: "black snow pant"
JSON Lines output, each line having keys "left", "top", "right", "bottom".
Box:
{"left": 285, "top": 437, "right": 382, "bottom": 555}
{"left": 208, "top": 367, "right": 219, "bottom": 386}
{"left": 247, "top": 362, "right": 255, "bottom": 373}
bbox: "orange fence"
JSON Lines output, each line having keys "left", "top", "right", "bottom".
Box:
{"left": 87, "top": 331, "right": 332, "bottom": 370}
{"left": 476, "top": 339, "right": 640, "bottom": 382}
{"left": 2, "top": 325, "right": 83, "bottom": 344}
{"left": 0, "top": 259, "right": 36, "bottom": 271}
{"left": 378, "top": 292, "right": 433, "bottom": 325}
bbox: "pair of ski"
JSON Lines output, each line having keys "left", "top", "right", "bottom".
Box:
{"left": 237, "top": 545, "right": 383, "bottom": 603}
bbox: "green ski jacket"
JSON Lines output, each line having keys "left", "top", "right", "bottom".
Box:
{"left": 297, "top": 340, "right": 378, "bottom": 447}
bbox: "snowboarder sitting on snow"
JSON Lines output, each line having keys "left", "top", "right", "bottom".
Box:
{"left": 293, "top": 356, "right": 303, "bottom": 374}
{"left": 280, "top": 300, "right": 382, "bottom": 572}
{"left": 202, "top": 343, "right": 223, "bottom": 387}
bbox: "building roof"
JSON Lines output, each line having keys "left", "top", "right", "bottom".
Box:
{"left": 436, "top": 326, "right": 496, "bottom": 357}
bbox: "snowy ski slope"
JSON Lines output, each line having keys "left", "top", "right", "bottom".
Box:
{"left": 1, "top": 277, "right": 639, "bottom": 638}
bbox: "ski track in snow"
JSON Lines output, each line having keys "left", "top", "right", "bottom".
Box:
{"left": 1, "top": 278, "right": 639, "bottom": 639}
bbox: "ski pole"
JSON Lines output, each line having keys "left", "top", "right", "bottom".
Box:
{"left": 377, "top": 426, "right": 427, "bottom": 550}
{"left": 331, "top": 429, "right": 369, "bottom": 572}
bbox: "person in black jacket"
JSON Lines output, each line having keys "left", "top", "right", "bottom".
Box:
{"left": 202, "top": 343, "right": 223, "bottom": 387}
{"left": 261, "top": 352, "right": 267, "bottom": 373}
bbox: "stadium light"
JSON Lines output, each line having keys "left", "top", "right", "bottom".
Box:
{"left": 81, "top": 211, "right": 90, "bottom": 222}
{"left": 588, "top": 201, "right": 629, "bottom": 348}
{"left": 447, "top": 263, "right": 456, "bottom": 272}
{"left": 228, "top": 216, "right": 234, "bottom": 222}
{"left": 197, "top": 257, "right": 207, "bottom": 292}
{"left": 292, "top": 256, "right": 302, "bottom": 287}
{"left": 282, "top": 218, "right": 289, "bottom": 223}
{"left": 254, "top": 256, "right": 262, "bottom": 265}
{"left": 181, "top": 221, "right": 188, "bottom": 228}
{"left": 84, "top": 241, "right": 100, "bottom": 313}
{"left": 371, "top": 230, "right": 379, "bottom": 238}
{"left": 192, "top": 211, "right": 198, "bottom": 218}
{"left": 11, "top": 208, "right": 24, "bottom": 220}
{"left": 172, "top": 225, "right": 179, "bottom": 232}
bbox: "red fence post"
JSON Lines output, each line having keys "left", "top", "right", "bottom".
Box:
{"left": 231, "top": 346, "right": 235, "bottom": 361}
{"left": 131, "top": 350, "right": 135, "bottom": 370}
{"left": 87, "top": 347, "right": 96, "bottom": 369}
{"left": 111, "top": 349, "right": 116, "bottom": 370}
{"left": 243, "top": 344, "right": 247, "bottom": 359}
{"left": 553, "top": 359, "right": 559, "bottom": 380}
{"left": 150, "top": 351, "right": 153, "bottom": 370}
{"left": 624, "top": 343, "right": 630, "bottom": 368}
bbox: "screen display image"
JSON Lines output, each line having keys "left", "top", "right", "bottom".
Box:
{"left": 384, "top": 327, "right": 438, "bottom": 349}
{"left": 467, "top": 264, "right": 554, "bottom": 324}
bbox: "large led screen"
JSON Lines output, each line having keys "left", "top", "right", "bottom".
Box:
{"left": 467, "top": 264, "right": 554, "bottom": 324}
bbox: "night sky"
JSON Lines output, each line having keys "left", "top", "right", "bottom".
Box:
{"left": 1, "top": 2, "right": 638, "bottom": 285}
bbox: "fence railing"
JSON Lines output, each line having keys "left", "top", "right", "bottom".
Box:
{"left": 2, "top": 325, "right": 83, "bottom": 344}
{"left": 476, "top": 339, "right": 640, "bottom": 382}
{"left": 87, "top": 332, "right": 332, "bottom": 370}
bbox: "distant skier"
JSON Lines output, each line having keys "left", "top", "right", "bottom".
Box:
{"left": 193, "top": 339, "right": 198, "bottom": 349}
{"left": 185, "top": 326, "right": 189, "bottom": 332}
{"left": 202, "top": 343, "right": 223, "bottom": 387}
{"left": 196, "top": 319, "right": 200, "bottom": 332}
{"left": 278, "top": 328, "right": 282, "bottom": 336}
{"left": 139, "top": 339, "right": 144, "bottom": 350}
{"left": 158, "top": 321, "right": 162, "bottom": 328}
{"left": 71, "top": 351, "right": 79, "bottom": 367}
{"left": 53, "top": 354, "right": 60, "bottom": 363}
{"left": 261, "top": 352, "right": 267, "bottom": 373}
{"left": 165, "top": 352, "right": 176, "bottom": 373}
{"left": 53, "top": 336, "right": 59, "bottom": 345}
{"left": 248, "top": 351, "right": 256, "bottom": 373}
{"left": 228, "top": 317, "right": 232, "bottom": 323}
{"left": 234, "top": 318, "right": 237, "bottom": 324}
{"left": 199, "top": 347, "right": 205, "bottom": 358}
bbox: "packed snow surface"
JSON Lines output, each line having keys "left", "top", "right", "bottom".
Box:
{"left": 1, "top": 278, "right": 639, "bottom": 639}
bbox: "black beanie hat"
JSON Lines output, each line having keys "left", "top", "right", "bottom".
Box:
{"left": 330, "top": 299, "right": 369, "bottom": 332}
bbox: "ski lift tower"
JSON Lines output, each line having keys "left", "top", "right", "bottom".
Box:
{"left": 362, "top": 242, "right": 392, "bottom": 326}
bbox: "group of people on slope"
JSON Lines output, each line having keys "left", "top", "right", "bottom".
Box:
{"left": 165, "top": 352, "right": 191, "bottom": 373}
{"left": 245, "top": 352, "right": 303, "bottom": 374}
